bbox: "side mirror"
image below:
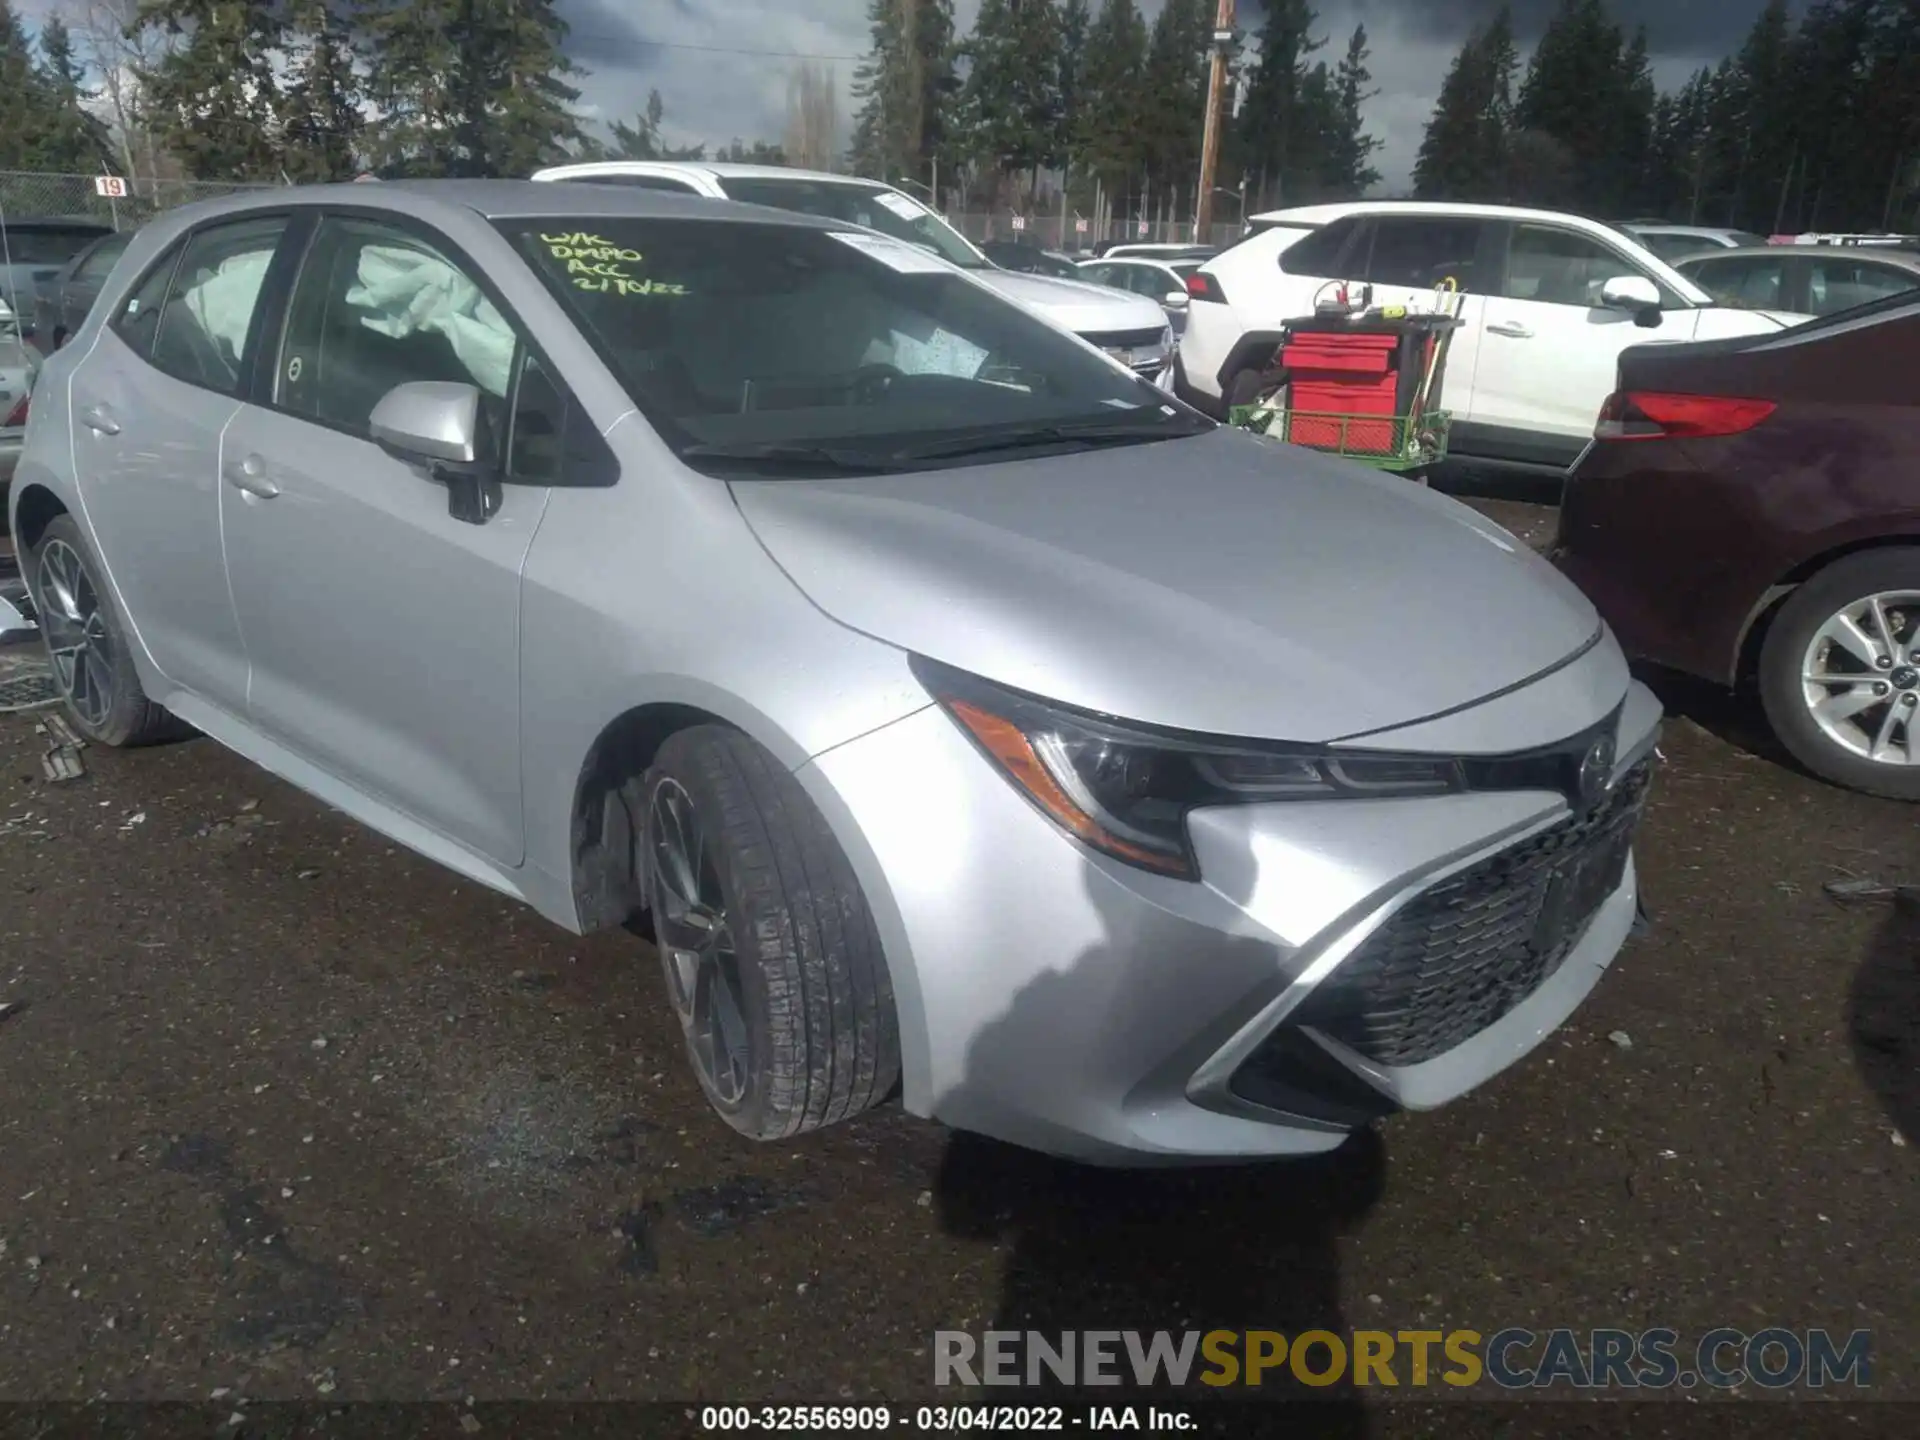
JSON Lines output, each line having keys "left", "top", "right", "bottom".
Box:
{"left": 369, "top": 380, "right": 502, "bottom": 525}
{"left": 1599, "top": 275, "right": 1663, "bottom": 326}
{"left": 1163, "top": 290, "right": 1190, "bottom": 310}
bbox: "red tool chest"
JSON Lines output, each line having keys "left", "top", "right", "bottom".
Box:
{"left": 1279, "top": 332, "right": 1403, "bottom": 452}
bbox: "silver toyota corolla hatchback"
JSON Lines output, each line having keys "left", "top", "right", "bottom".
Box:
{"left": 9, "top": 182, "right": 1661, "bottom": 1164}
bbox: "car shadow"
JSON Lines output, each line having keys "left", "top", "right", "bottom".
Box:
{"left": 929, "top": 851, "right": 1386, "bottom": 1432}
{"left": 1849, "top": 892, "right": 1920, "bottom": 1145}
{"left": 1629, "top": 661, "right": 1795, "bottom": 769}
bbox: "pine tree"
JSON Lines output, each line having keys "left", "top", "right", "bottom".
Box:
{"left": 1138, "top": 0, "right": 1210, "bottom": 208}
{"left": 608, "top": 90, "right": 706, "bottom": 162}
{"left": 957, "top": 0, "right": 1064, "bottom": 190}
{"left": 848, "top": 0, "right": 956, "bottom": 184}
{"left": 281, "top": 0, "right": 363, "bottom": 183}
{"left": 1324, "top": 25, "right": 1382, "bottom": 197}
{"left": 1057, "top": 0, "right": 1091, "bottom": 159}
{"left": 365, "top": 0, "right": 582, "bottom": 177}
{"left": 1075, "top": 0, "right": 1148, "bottom": 197}
{"left": 1413, "top": 6, "right": 1517, "bottom": 202}
{"left": 0, "top": 0, "right": 47, "bottom": 172}
{"left": 1514, "top": 0, "right": 1629, "bottom": 209}
{"left": 30, "top": 18, "right": 114, "bottom": 174}
{"left": 1235, "top": 0, "right": 1325, "bottom": 210}
{"left": 133, "top": 0, "right": 288, "bottom": 180}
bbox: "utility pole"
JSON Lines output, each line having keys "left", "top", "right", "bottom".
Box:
{"left": 1194, "top": 0, "right": 1237, "bottom": 234}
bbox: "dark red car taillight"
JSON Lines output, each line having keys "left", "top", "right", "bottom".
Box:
{"left": 1594, "top": 390, "right": 1775, "bottom": 442}
{"left": 2, "top": 393, "right": 26, "bottom": 428}
{"left": 1186, "top": 271, "right": 1227, "bottom": 304}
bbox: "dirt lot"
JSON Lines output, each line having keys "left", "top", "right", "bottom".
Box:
{"left": 0, "top": 500, "right": 1915, "bottom": 1432}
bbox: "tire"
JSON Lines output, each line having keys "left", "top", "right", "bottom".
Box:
{"left": 1223, "top": 366, "right": 1268, "bottom": 415}
{"left": 26, "top": 514, "right": 187, "bottom": 747}
{"left": 1759, "top": 547, "right": 1920, "bottom": 801}
{"left": 642, "top": 725, "right": 900, "bottom": 1139}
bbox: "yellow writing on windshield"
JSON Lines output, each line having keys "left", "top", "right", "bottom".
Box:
{"left": 538, "top": 232, "right": 688, "bottom": 298}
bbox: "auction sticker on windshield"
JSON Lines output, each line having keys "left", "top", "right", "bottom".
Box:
{"left": 828, "top": 231, "right": 951, "bottom": 274}
{"left": 874, "top": 191, "right": 928, "bottom": 221}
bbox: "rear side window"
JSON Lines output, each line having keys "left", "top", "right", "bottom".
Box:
{"left": 1363, "top": 217, "right": 1489, "bottom": 292}
{"left": 110, "top": 245, "right": 185, "bottom": 361}
{"left": 1277, "top": 221, "right": 1357, "bottom": 277}
{"left": 1638, "top": 232, "right": 1705, "bottom": 264}
{"left": 148, "top": 216, "right": 288, "bottom": 395}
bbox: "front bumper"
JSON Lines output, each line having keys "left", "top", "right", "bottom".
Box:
{"left": 806, "top": 643, "right": 1661, "bottom": 1165}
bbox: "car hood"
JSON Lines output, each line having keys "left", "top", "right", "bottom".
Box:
{"left": 730, "top": 428, "right": 1602, "bottom": 744}
{"left": 974, "top": 269, "right": 1168, "bottom": 334}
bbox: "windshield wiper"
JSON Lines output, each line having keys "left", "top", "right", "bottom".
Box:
{"left": 886, "top": 417, "right": 1212, "bottom": 462}
{"left": 680, "top": 440, "right": 899, "bottom": 472}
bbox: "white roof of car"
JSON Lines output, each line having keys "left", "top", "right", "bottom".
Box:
{"left": 535, "top": 159, "right": 888, "bottom": 188}
{"left": 1248, "top": 199, "right": 1624, "bottom": 231}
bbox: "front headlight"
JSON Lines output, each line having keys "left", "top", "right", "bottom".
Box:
{"left": 912, "top": 657, "right": 1463, "bottom": 880}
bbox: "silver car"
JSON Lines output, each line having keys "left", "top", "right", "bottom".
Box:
{"left": 9, "top": 182, "right": 1662, "bottom": 1164}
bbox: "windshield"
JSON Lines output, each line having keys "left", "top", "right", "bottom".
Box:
{"left": 717, "top": 177, "right": 987, "bottom": 270}
{"left": 506, "top": 217, "right": 1207, "bottom": 475}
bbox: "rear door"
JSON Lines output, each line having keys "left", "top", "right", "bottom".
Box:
{"left": 1470, "top": 220, "right": 1699, "bottom": 458}
{"left": 64, "top": 214, "right": 292, "bottom": 708}
{"left": 1804, "top": 254, "right": 1920, "bottom": 315}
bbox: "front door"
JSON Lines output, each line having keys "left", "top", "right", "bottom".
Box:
{"left": 1470, "top": 222, "right": 1703, "bottom": 457}
{"left": 64, "top": 214, "right": 290, "bottom": 708}
{"left": 220, "top": 214, "right": 547, "bottom": 865}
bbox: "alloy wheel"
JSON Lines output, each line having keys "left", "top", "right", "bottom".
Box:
{"left": 646, "top": 777, "right": 751, "bottom": 1106}
{"left": 1800, "top": 589, "right": 1920, "bottom": 766}
{"left": 35, "top": 538, "right": 113, "bottom": 729}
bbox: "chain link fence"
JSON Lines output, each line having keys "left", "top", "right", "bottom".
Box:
{"left": 948, "top": 212, "right": 1246, "bottom": 253}
{"left": 0, "top": 170, "right": 282, "bottom": 233}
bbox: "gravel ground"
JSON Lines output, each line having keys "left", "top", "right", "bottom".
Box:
{"left": 0, "top": 500, "right": 1914, "bottom": 1433}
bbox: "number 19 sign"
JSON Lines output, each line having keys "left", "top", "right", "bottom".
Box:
{"left": 94, "top": 175, "right": 128, "bottom": 198}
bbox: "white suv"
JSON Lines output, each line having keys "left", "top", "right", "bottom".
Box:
{"left": 531, "top": 161, "right": 1175, "bottom": 379}
{"left": 1176, "top": 201, "right": 1809, "bottom": 473}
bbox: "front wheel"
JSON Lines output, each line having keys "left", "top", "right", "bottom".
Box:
{"left": 642, "top": 726, "right": 900, "bottom": 1139}
{"left": 1759, "top": 548, "right": 1920, "bottom": 800}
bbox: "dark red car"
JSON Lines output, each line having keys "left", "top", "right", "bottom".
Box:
{"left": 1553, "top": 293, "right": 1920, "bottom": 800}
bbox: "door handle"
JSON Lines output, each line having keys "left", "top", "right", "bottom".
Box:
{"left": 222, "top": 454, "right": 281, "bottom": 499}
{"left": 79, "top": 403, "right": 121, "bottom": 435}
{"left": 1486, "top": 322, "right": 1534, "bottom": 339}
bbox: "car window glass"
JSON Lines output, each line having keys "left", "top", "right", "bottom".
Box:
{"left": 1692, "top": 256, "right": 1784, "bottom": 309}
{"left": 508, "top": 349, "right": 566, "bottom": 480}
{"left": 718, "top": 178, "right": 986, "bottom": 270}
{"left": 1638, "top": 232, "right": 1701, "bottom": 263}
{"left": 76, "top": 233, "right": 131, "bottom": 282}
{"left": 1277, "top": 220, "right": 1357, "bottom": 277}
{"left": 506, "top": 217, "right": 1179, "bottom": 461}
{"left": 1807, "top": 258, "right": 1918, "bottom": 313}
{"left": 110, "top": 245, "right": 182, "bottom": 360}
{"left": 277, "top": 216, "right": 519, "bottom": 438}
{"left": 1503, "top": 225, "right": 1628, "bottom": 306}
{"left": 1135, "top": 267, "right": 1176, "bottom": 298}
{"left": 0, "top": 225, "right": 109, "bottom": 265}
{"left": 149, "top": 215, "right": 287, "bottom": 394}
{"left": 1365, "top": 218, "right": 1485, "bottom": 292}
{"left": 1081, "top": 264, "right": 1115, "bottom": 286}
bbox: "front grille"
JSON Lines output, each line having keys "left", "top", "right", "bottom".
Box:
{"left": 1292, "top": 759, "right": 1654, "bottom": 1068}
{"left": 1080, "top": 326, "right": 1168, "bottom": 351}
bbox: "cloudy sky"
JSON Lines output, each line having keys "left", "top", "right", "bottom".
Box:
{"left": 596, "top": 0, "right": 1792, "bottom": 191}
{"left": 16, "top": 0, "right": 1795, "bottom": 190}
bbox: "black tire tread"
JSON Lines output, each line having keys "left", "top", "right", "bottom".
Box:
{"left": 32, "top": 515, "right": 189, "bottom": 748}
{"left": 652, "top": 726, "right": 898, "bottom": 1139}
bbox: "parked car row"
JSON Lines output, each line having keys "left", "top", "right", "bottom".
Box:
{"left": 9, "top": 179, "right": 1665, "bottom": 1164}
